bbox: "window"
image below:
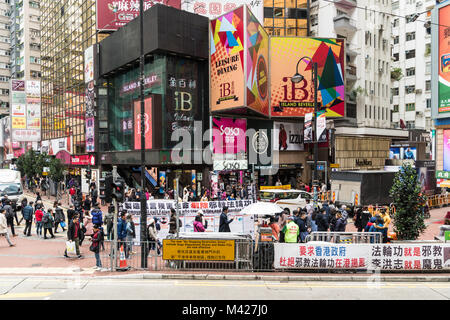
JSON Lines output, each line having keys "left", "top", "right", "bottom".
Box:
{"left": 393, "top": 105, "right": 399, "bottom": 112}
{"left": 426, "top": 99, "right": 431, "bottom": 108}
{"left": 406, "top": 103, "right": 415, "bottom": 111}
{"left": 406, "top": 32, "right": 415, "bottom": 41}
{"left": 393, "top": 53, "right": 399, "bottom": 62}
{"left": 426, "top": 62, "right": 431, "bottom": 74}
{"left": 406, "top": 68, "right": 415, "bottom": 76}
{"left": 394, "top": 36, "right": 399, "bottom": 44}
{"left": 426, "top": 80, "right": 431, "bottom": 91}
{"left": 392, "top": 87, "right": 399, "bottom": 96}
{"left": 405, "top": 85, "right": 415, "bottom": 94}
{"left": 405, "top": 50, "right": 415, "bottom": 59}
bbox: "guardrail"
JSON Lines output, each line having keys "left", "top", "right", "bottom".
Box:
{"left": 305, "top": 232, "right": 383, "bottom": 244}
{"left": 427, "top": 194, "right": 450, "bottom": 208}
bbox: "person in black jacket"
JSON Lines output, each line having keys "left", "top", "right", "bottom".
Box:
{"left": 219, "top": 206, "right": 234, "bottom": 232}
{"left": 64, "top": 215, "right": 82, "bottom": 258}
{"left": 67, "top": 204, "right": 76, "bottom": 222}
{"left": 316, "top": 208, "right": 329, "bottom": 232}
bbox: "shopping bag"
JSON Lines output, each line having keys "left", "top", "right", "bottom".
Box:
{"left": 60, "top": 221, "right": 66, "bottom": 228}
{"left": 66, "top": 241, "right": 76, "bottom": 255}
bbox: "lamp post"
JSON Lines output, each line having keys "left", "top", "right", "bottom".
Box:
{"left": 139, "top": 0, "right": 148, "bottom": 269}
{"left": 292, "top": 57, "right": 319, "bottom": 204}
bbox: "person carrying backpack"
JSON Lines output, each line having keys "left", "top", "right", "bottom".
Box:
{"left": 91, "top": 204, "right": 103, "bottom": 226}
{"left": 3, "top": 200, "right": 15, "bottom": 236}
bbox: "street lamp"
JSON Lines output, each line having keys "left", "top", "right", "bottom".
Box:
{"left": 291, "top": 56, "right": 319, "bottom": 204}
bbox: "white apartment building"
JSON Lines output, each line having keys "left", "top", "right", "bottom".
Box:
{"left": 391, "top": 0, "right": 435, "bottom": 132}
{"left": 10, "top": 0, "right": 41, "bottom": 81}
{"left": 310, "top": 0, "right": 393, "bottom": 129}
{"left": 0, "top": 0, "right": 11, "bottom": 116}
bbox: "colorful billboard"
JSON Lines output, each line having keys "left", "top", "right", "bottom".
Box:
{"left": 134, "top": 97, "right": 153, "bottom": 150}
{"left": 245, "top": 6, "right": 269, "bottom": 116}
{"left": 96, "top": 0, "right": 181, "bottom": 31}
{"left": 182, "top": 0, "right": 263, "bottom": 22}
{"left": 270, "top": 37, "right": 345, "bottom": 118}
{"left": 273, "top": 121, "right": 304, "bottom": 151}
{"left": 444, "top": 130, "right": 450, "bottom": 171}
{"left": 210, "top": 6, "right": 245, "bottom": 112}
{"left": 438, "top": 4, "right": 450, "bottom": 113}
{"left": 212, "top": 117, "right": 246, "bottom": 154}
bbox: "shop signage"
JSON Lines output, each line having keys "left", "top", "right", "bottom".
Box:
{"left": 270, "top": 37, "right": 345, "bottom": 118}
{"left": 317, "top": 112, "right": 327, "bottom": 142}
{"left": 183, "top": 1, "right": 263, "bottom": 22}
{"left": 212, "top": 117, "right": 246, "bottom": 155}
{"left": 304, "top": 113, "right": 313, "bottom": 143}
{"left": 356, "top": 159, "right": 373, "bottom": 166}
{"left": 275, "top": 243, "right": 450, "bottom": 271}
{"left": 436, "top": 170, "right": 450, "bottom": 179}
{"left": 438, "top": 3, "right": 450, "bottom": 113}
{"left": 96, "top": 0, "right": 181, "bottom": 31}
{"left": 415, "top": 160, "right": 435, "bottom": 168}
{"left": 260, "top": 185, "right": 291, "bottom": 190}
{"left": 84, "top": 46, "right": 94, "bottom": 83}
{"left": 162, "top": 239, "right": 235, "bottom": 261}
{"left": 71, "top": 154, "right": 96, "bottom": 166}
{"left": 444, "top": 130, "right": 450, "bottom": 171}
{"left": 273, "top": 121, "right": 304, "bottom": 151}
{"left": 213, "top": 159, "right": 248, "bottom": 171}
{"left": 120, "top": 74, "right": 160, "bottom": 96}
{"left": 330, "top": 163, "right": 340, "bottom": 168}
{"left": 210, "top": 6, "right": 269, "bottom": 116}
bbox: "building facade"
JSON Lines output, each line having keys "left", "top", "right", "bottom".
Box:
{"left": 263, "top": 0, "right": 309, "bottom": 36}
{"left": 0, "top": 0, "right": 11, "bottom": 116}
{"left": 391, "top": 0, "right": 436, "bottom": 132}
{"left": 40, "top": 0, "right": 96, "bottom": 157}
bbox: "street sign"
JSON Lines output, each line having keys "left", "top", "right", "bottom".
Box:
{"left": 330, "top": 163, "right": 340, "bottom": 168}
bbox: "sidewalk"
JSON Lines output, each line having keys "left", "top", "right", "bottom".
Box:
{"left": 1, "top": 191, "right": 446, "bottom": 280}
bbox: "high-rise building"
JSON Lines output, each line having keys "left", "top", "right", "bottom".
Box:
{"left": 310, "top": 0, "right": 410, "bottom": 170}
{"left": 264, "top": 0, "right": 309, "bottom": 36}
{"left": 0, "top": 0, "right": 11, "bottom": 116}
{"left": 40, "top": 0, "right": 96, "bottom": 155}
{"left": 10, "top": 0, "right": 41, "bottom": 81}
{"left": 391, "top": 0, "right": 436, "bottom": 132}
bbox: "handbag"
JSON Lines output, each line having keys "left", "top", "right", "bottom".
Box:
{"left": 89, "top": 244, "right": 96, "bottom": 252}
{"left": 66, "top": 241, "right": 76, "bottom": 255}
{"left": 60, "top": 221, "right": 66, "bottom": 228}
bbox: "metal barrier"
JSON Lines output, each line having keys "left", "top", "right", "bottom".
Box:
{"left": 427, "top": 194, "right": 450, "bottom": 208}
{"left": 305, "top": 232, "right": 382, "bottom": 244}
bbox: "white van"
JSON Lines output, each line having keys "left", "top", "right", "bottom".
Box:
{"left": 258, "top": 189, "right": 313, "bottom": 212}
{"left": 0, "top": 169, "right": 24, "bottom": 204}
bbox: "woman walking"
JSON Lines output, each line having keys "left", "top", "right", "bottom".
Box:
{"left": 43, "top": 208, "right": 55, "bottom": 239}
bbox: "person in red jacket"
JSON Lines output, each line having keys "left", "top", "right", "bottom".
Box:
{"left": 279, "top": 124, "right": 288, "bottom": 150}
{"left": 35, "top": 205, "right": 43, "bottom": 237}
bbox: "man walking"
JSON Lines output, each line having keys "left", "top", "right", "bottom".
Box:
{"left": 64, "top": 214, "right": 82, "bottom": 258}
{"left": 219, "top": 206, "right": 234, "bottom": 232}
{"left": 22, "top": 201, "right": 34, "bottom": 237}
{"left": 0, "top": 209, "right": 14, "bottom": 246}
{"left": 3, "top": 200, "right": 15, "bottom": 236}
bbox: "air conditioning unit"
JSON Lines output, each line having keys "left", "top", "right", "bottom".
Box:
{"left": 416, "top": 89, "right": 423, "bottom": 94}
{"left": 416, "top": 111, "right": 423, "bottom": 116}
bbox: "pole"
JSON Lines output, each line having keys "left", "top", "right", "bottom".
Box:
{"left": 112, "top": 197, "right": 118, "bottom": 271}
{"left": 175, "top": 178, "right": 179, "bottom": 237}
{"left": 313, "top": 62, "right": 319, "bottom": 206}
{"left": 139, "top": 0, "right": 148, "bottom": 269}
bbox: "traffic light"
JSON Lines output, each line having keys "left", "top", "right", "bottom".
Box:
{"left": 99, "top": 175, "right": 113, "bottom": 203}
{"left": 112, "top": 178, "right": 125, "bottom": 203}
{"left": 85, "top": 168, "right": 92, "bottom": 181}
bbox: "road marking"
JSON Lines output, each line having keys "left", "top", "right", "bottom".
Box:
{"left": 0, "top": 292, "right": 54, "bottom": 299}
{"left": 0, "top": 268, "right": 95, "bottom": 275}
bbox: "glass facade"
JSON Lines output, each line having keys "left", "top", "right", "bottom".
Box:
{"left": 106, "top": 55, "right": 206, "bottom": 152}
{"left": 41, "top": 0, "right": 96, "bottom": 155}
{"left": 264, "top": 0, "right": 309, "bottom": 36}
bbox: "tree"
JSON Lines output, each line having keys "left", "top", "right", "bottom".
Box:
{"left": 16, "top": 150, "right": 50, "bottom": 180}
{"left": 48, "top": 157, "right": 64, "bottom": 184}
{"left": 389, "top": 163, "right": 426, "bottom": 240}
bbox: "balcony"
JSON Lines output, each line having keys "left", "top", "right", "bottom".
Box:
{"left": 334, "top": 0, "right": 357, "bottom": 9}
{"left": 334, "top": 14, "right": 357, "bottom": 34}
{"left": 346, "top": 64, "right": 357, "bottom": 82}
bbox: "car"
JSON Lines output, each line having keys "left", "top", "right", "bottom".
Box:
{"left": 258, "top": 189, "right": 316, "bottom": 212}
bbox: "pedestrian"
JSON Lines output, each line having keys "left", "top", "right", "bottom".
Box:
{"left": 35, "top": 192, "right": 41, "bottom": 203}
{"left": 307, "top": 209, "right": 318, "bottom": 232}
{"left": 193, "top": 213, "right": 205, "bottom": 232}
{"left": 91, "top": 203, "right": 103, "bottom": 225}
{"left": 277, "top": 209, "right": 288, "bottom": 231}
{"left": 117, "top": 211, "right": 128, "bottom": 252}
{"left": 147, "top": 218, "right": 159, "bottom": 254}
{"left": 104, "top": 207, "right": 114, "bottom": 240}
{"left": 19, "top": 197, "right": 28, "bottom": 225}
{"left": 125, "top": 214, "right": 135, "bottom": 258}
{"left": 168, "top": 208, "right": 182, "bottom": 234}
{"left": 3, "top": 200, "right": 15, "bottom": 236}
{"left": 269, "top": 216, "right": 280, "bottom": 241}
{"left": 334, "top": 212, "right": 347, "bottom": 232}
{"left": 281, "top": 216, "right": 299, "bottom": 243}
{"left": 219, "top": 206, "right": 234, "bottom": 232}
{"left": 54, "top": 201, "right": 66, "bottom": 233}
{"left": 90, "top": 186, "right": 98, "bottom": 205}
{"left": 69, "top": 186, "right": 76, "bottom": 204}
{"left": 297, "top": 211, "right": 309, "bottom": 242}
{"left": 373, "top": 209, "right": 391, "bottom": 243}
{"left": 90, "top": 224, "right": 102, "bottom": 270}
{"left": 64, "top": 214, "right": 82, "bottom": 258}
{"left": 316, "top": 208, "right": 329, "bottom": 232}
{"left": 35, "top": 204, "right": 43, "bottom": 237}
{"left": 0, "top": 209, "right": 14, "bottom": 247}
{"left": 83, "top": 195, "right": 91, "bottom": 213}
{"left": 22, "top": 201, "right": 34, "bottom": 237}
{"left": 42, "top": 208, "right": 55, "bottom": 239}
{"left": 329, "top": 209, "right": 338, "bottom": 232}
{"left": 67, "top": 204, "right": 76, "bottom": 222}
{"left": 83, "top": 211, "right": 94, "bottom": 237}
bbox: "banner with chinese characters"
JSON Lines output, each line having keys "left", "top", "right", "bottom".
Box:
{"left": 96, "top": 0, "right": 181, "bottom": 31}
{"left": 123, "top": 199, "right": 255, "bottom": 241}
{"left": 275, "top": 243, "right": 450, "bottom": 271}
{"left": 438, "top": 3, "right": 450, "bottom": 113}
{"left": 10, "top": 80, "right": 41, "bottom": 143}
{"left": 183, "top": 0, "right": 263, "bottom": 22}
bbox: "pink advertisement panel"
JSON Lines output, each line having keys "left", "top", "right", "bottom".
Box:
{"left": 212, "top": 117, "right": 246, "bottom": 154}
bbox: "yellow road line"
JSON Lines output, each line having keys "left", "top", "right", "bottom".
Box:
{"left": 0, "top": 292, "right": 54, "bottom": 299}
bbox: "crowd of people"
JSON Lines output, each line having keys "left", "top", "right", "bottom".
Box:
{"left": 263, "top": 200, "right": 393, "bottom": 244}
